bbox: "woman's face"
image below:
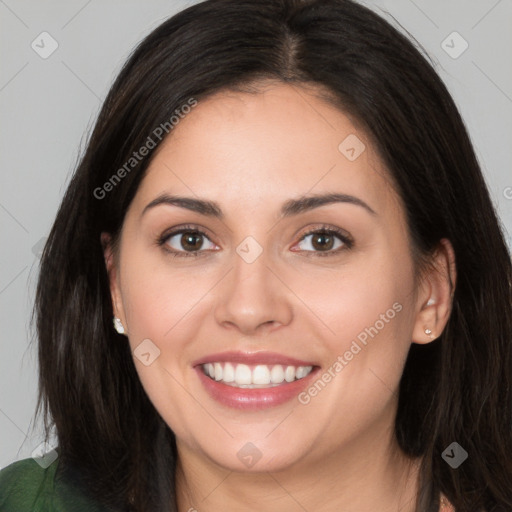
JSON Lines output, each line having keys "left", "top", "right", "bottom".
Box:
{"left": 106, "top": 82, "right": 438, "bottom": 474}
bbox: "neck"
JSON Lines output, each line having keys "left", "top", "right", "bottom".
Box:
{"left": 175, "top": 428, "right": 421, "bottom": 512}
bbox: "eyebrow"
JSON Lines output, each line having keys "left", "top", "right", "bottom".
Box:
{"left": 141, "top": 192, "right": 377, "bottom": 219}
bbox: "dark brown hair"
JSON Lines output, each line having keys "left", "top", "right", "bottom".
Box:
{"left": 34, "top": 0, "right": 512, "bottom": 510}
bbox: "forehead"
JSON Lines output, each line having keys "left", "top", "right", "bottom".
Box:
{"left": 130, "top": 82, "right": 401, "bottom": 219}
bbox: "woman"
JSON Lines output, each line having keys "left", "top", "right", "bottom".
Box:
{"left": 1, "top": 0, "right": 511, "bottom": 510}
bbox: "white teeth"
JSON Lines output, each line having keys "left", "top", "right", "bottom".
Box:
{"left": 214, "top": 362, "right": 223, "bottom": 381}
{"left": 202, "top": 362, "right": 313, "bottom": 387}
{"left": 270, "top": 365, "right": 285, "bottom": 384}
{"left": 284, "top": 365, "right": 296, "bottom": 382}
{"left": 296, "top": 366, "right": 308, "bottom": 379}
{"left": 223, "top": 362, "right": 235, "bottom": 382}
{"left": 234, "top": 364, "right": 252, "bottom": 385}
{"left": 252, "top": 365, "right": 271, "bottom": 385}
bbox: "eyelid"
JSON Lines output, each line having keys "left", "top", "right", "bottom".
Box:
{"left": 296, "top": 224, "right": 353, "bottom": 243}
{"left": 158, "top": 223, "right": 354, "bottom": 257}
{"left": 291, "top": 224, "right": 354, "bottom": 254}
{"left": 157, "top": 224, "right": 218, "bottom": 257}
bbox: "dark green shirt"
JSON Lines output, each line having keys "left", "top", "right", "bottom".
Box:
{"left": 0, "top": 458, "right": 110, "bottom": 511}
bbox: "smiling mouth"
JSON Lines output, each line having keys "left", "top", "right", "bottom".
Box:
{"left": 202, "top": 362, "right": 314, "bottom": 388}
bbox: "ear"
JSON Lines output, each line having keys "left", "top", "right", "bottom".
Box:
{"left": 412, "top": 238, "right": 456, "bottom": 344}
{"left": 101, "top": 232, "right": 126, "bottom": 328}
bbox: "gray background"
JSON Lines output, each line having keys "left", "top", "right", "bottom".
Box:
{"left": 1, "top": 0, "right": 511, "bottom": 469}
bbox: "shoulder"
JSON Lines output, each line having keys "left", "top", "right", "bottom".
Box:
{"left": 0, "top": 457, "right": 111, "bottom": 511}
{"left": 0, "top": 457, "right": 56, "bottom": 510}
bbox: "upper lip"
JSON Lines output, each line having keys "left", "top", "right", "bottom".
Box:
{"left": 192, "top": 351, "right": 318, "bottom": 367}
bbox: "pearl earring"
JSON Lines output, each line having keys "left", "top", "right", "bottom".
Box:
{"left": 113, "top": 317, "right": 125, "bottom": 334}
{"left": 427, "top": 298, "right": 435, "bottom": 306}
{"left": 424, "top": 328, "right": 432, "bottom": 336}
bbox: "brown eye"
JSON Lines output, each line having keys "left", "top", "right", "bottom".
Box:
{"left": 310, "top": 232, "right": 336, "bottom": 251}
{"left": 164, "top": 229, "right": 216, "bottom": 254}
{"left": 296, "top": 230, "right": 347, "bottom": 253}
{"left": 180, "top": 232, "right": 204, "bottom": 251}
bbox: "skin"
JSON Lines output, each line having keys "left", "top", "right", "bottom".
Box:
{"left": 104, "top": 81, "right": 456, "bottom": 512}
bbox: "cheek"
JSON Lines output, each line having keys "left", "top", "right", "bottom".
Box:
{"left": 120, "top": 249, "right": 209, "bottom": 342}
{"left": 118, "top": 250, "right": 216, "bottom": 395}
{"left": 292, "top": 252, "right": 412, "bottom": 341}
{"left": 291, "top": 249, "right": 416, "bottom": 405}
{"left": 118, "top": 254, "right": 212, "bottom": 442}
{"left": 286, "top": 267, "right": 414, "bottom": 448}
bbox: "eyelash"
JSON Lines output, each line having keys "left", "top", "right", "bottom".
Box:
{"left": 157, "top": 224, "right": 353, "bottom": 258}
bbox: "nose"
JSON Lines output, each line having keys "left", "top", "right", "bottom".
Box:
{"left": 213, "top": 246, "right": 294, "bottom": 335}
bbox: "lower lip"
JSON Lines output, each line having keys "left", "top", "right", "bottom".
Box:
{"left": 195, "top": 366, "right": 319, "bottom": 410}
